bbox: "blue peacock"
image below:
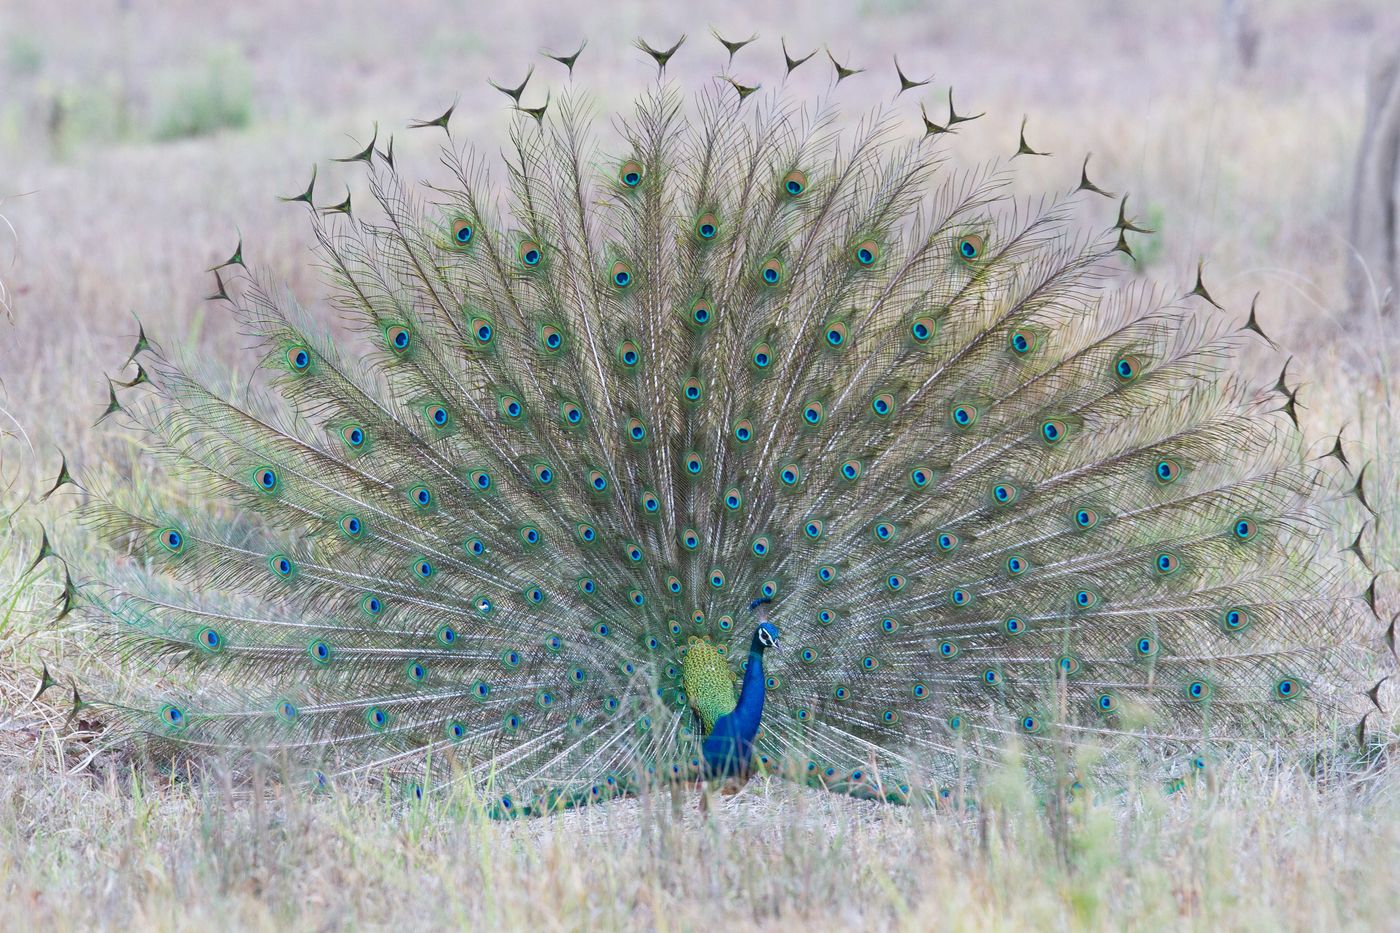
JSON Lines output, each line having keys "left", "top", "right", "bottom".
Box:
{"left": 39, "top": 33, "right": 1375, "bottom": 815}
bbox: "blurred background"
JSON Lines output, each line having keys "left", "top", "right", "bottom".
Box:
{"left": 2, "top": 0, "right": 1399, "bottom": 495}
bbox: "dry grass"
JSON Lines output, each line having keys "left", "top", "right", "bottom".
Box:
{"left": 3, "top": 1, "right": 1400, "bottom": 929}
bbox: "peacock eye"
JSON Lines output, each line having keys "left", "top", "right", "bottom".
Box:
{"left": 450, "top": 217, "right": 475, "bottom": 245}
{"left": 957, "top": 234, "right": 984, "bottom": 260}
{"left": 695, "top": 213, "right": 719, "bottom": 240}
{"left": 852, "top": 239, "right": 879, "bottom": 266}
{"left": 759, "top": 258, "right": 784, "bottom": 286}
{"left": 781, "top": 169, "right": 808, "bottom": 196}
{"left": 609, "top": 260, "right": 633, "bottom": 289}
{"left": 518, "top": 239, "right": 543, "bottom": 267}
{"left": 619, "top": 160, "right": 644, "bottom": 188}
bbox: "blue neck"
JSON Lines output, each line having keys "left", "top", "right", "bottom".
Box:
{"left": 729, "top": 642, "right": 768, "bottom": 745}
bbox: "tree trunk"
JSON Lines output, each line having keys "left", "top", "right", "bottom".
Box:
{"left": 1348, "top": 38, "right": 1400, "bottom": 318}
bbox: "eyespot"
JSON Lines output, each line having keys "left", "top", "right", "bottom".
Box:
{"left": 424, "top": 404, "right": 450, "bottom": 429}
{"left": 1233, "top": 518, "right": 1257, "bottom": 540}
{"left": 160, "top": 704, "right": 187, "bottom": 729}
{"left": 518, "top": 239, "right": 543, "bottom": 267}
{"left": 254, "top": 466, "right": 279, "bottom": 493}
{"left": 1004, "top": 616, "right": 1026, "bottom": 636}
{"left": 618, "top": 341, "right": 640, "bottom": 368}
{"left": 337, "top": 514, "right": 364, "bottom": 539}
{"left": 494, "top": 394, "right": 524, "bottom": 422}
{"left": 823, "top": 321, "right": 848, "bottom": 349}
{"left": 1074, "top": 508, "right": 1098, "bottom": 529}
{"left": 411, "top": 557, "right": 435, "bottom": 580}
{"left": 681, "top": 529, "right": 700, "bottom": 550}
{"left": 1223, "top": 607, "right": 1251, "bottom": 632}
{"left": 816, "top": 608, "right": 835, "bottom": 626}
{"left": 1135, "top": 635, "right": 1159, "bottom": 658}
{"left": 579, "top": 577, "right": 597, "bottom": 595}
{"left": 1006, "top": 555, "right": 1028, "bottom": 575}
{"left": 446, "top": 720, "right": 467, "bottom": 741}
{"left": 880, "top": 617, "right": 899, "bottom": 634}
{"left": 853, "top": 239, "right": 879, "bottom": 267}
{"left": 1020, "top": 714, "right": 1042, "bottom": 734}
{"left": 695, "top": 213, "right": 719, "bottom": 240}
{"left": 690, "top": 297, "right": 714, "bottom": 327}
{"left": 471, "top": 680, "right": 491, "bottom": 700}
{"left": 585, "top": 469, "right": 608, "bottom": 492}
{"left": 681, "top": 377, "right": 704, "bottom": 404}
{"left": 761, "top": 580, "right": 777, "bottom": 598}
{"left": 951, "top": 404, "right": 977, "bottom": 428}
{"left": 157, "top": 527, "right": 185, "bottom": 554}
{"left": 871, "top": 393, "right": 895, "bottom": 417}
{"left": 278, "top": 701, "right": 301, "bottom": 722}
{"left": 641, "top": 491, "right": 660, "bottom": 513}
{"left": 911, "top": 683, "right": 928, "bottom": 699}
{"left": 475, "top": 594, "right": 495, "bottom": 615}
{"left": 667, "top": 576, "right": 683, "bottom": 594}
{"left": 411, "top": 483, "right": 435, "bottom": 505}
{"left": 1041, "top": 420, "right": 1067, "bottom": 444}
{"left": 1185, "top": 680, "right": 1212, "bottom": 702}
{"left": 405, "top": 660, "right": 428, "bottom": 683}
{"left": 1009, "top": 329, "right": 1036, "bottom": 355}
{"left": 724, "top": 488, "right": 744, "bottom": 511}
{"left": 804, "top": 519, "right": 824, "bottom": 540}
{"left": 450, "top": 217, "right": 475, "bottom": 246}
{"left": 630, "top": 590, "right": 645, "bottom": 607}
{"left": 464, "top": 316, "right": 493, "bottom": 344}
{"left": 840, "top": 460, "right": 862, "bottom": 481}
{"left": 1074, "top": 589, "right": 1098, "bottom": 609}
{"left": 197, "top": 627, "right": 223, "bottom": 653}
{"left": 816, "top": 565, "right": 836, "bottom": 583}
{"left": 957, "top": 234, "right": 984, "bottom": 260}
{"left": 911, "top": 316, "right": 936, "bottom": 344}
{"left": 873, "top": 521, "right": 896, "bottom": 542}
{"left": 982, "top": 668, "right": 1001, "bottom": 686}
{"left": 307, "top": 638, "right": 330, "bottom": 662}
{"left": 540, "top": 325, "right": 564, "bottom": 352}
{"left": 287, "top": 345, "right": 312, "bottom": 373}
{"left": 779, "top": 463, "right": 801, "bottom": 486}
{"left": 1155, "top": 552, "right": 1180, "bottom": 575}
{"left": 938, "top": 640, "right": 960, "bottom": 659}
{"left": 340, "top": 424, "right": 366, "bottom": 449}
{"left": 1056, "top": 655, "right": 1081, "bottom": 676}
{"left": 365, "top": 707, "right": 389, "bottom": 729}
{"left": 910, "top": 466, "right": 932, "bottom": 488}
{"left": 801, "top": 400, "right": 824, "bottom": 425}
{"left": 1096, "top": 693, "right": 1118, "bottom": 714}
{"left": 361, "top": 594, "right": 383, "bottom": 616}
{"left": 886, "top": 573, "right": 905, "bottom": 592}
{"left": 1155, "top": 459, "right": 1181, "bottom": 484}
{"left": 1114, "top": 355, "right": 1141, "bottom": 381}
{"left": 464, "top": 537, "right": 485, "bottom": 557}
{"left": 519, "top": 525, "right": 542, "bottom": 546}
{"left": 386, "top": 325, "right": 411, "bottom": 352}
{"left": 624, "top": 542, "right": 644, "bottom": 563}
{"left": 718, "top": 614, "right": 734, "bottom": 631}
{"left": 936, "top": 532, "right": 959, "bottom": 552}
{"left": 833, "top": 685, "right": 850, "bottom": 701}
{"left": 709, "top": 569, "right": 726, "bottom": 589}
{"left": 992, "top": 483, "right": 1019, "bottom": 505}
{"left": 781, "top": 169, "right": 808, "bottom": 197}
{"left": 435, "top": 624, "right": 457, "bottom": 646}
{"left": 619, "top": 160, "right": 644, "bottom": 188}
{"left": 269, "top": 554, "right": 295, "bottom": 578}
{"left": 759, "top": 258, "right": 784, "bottom": 286}
{"left": 609, "top": 260, "right": 633, "bottom": 289}
{"left": 751, "top": 343, "right": 773, "bottom": 369}
{"left": 1275, "top": 678, "right": 1301, "bottom": 700}
{"left": 683, "top": 452, "right": 703, "bottom": 475}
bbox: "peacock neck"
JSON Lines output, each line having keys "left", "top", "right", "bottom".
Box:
{"left": 730, "top": 634, "right": 768, "bottom": 742}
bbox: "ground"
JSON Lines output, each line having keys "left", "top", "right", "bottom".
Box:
{"left": 2, "top": 1, "right": 1399, "bottom": 928}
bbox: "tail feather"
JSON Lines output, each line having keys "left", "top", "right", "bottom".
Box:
{"left": 62, "top": 63, "right": 1375, "bottom": 813}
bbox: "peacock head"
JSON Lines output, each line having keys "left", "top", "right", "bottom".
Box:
{"left": 755, "top": 621, "right": 780, "bottom": 651}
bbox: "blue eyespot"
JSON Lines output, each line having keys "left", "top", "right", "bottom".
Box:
{"left": 255, "top": 467, "right": 279, "bottom": 492}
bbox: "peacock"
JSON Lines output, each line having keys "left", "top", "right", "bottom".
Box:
{"left": 36, "top": 33, "right": 1378, "bottom": 815}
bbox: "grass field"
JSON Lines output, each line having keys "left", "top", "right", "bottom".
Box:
{"left": 3, "top": 1, "right": 1400, "bottom": 928}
